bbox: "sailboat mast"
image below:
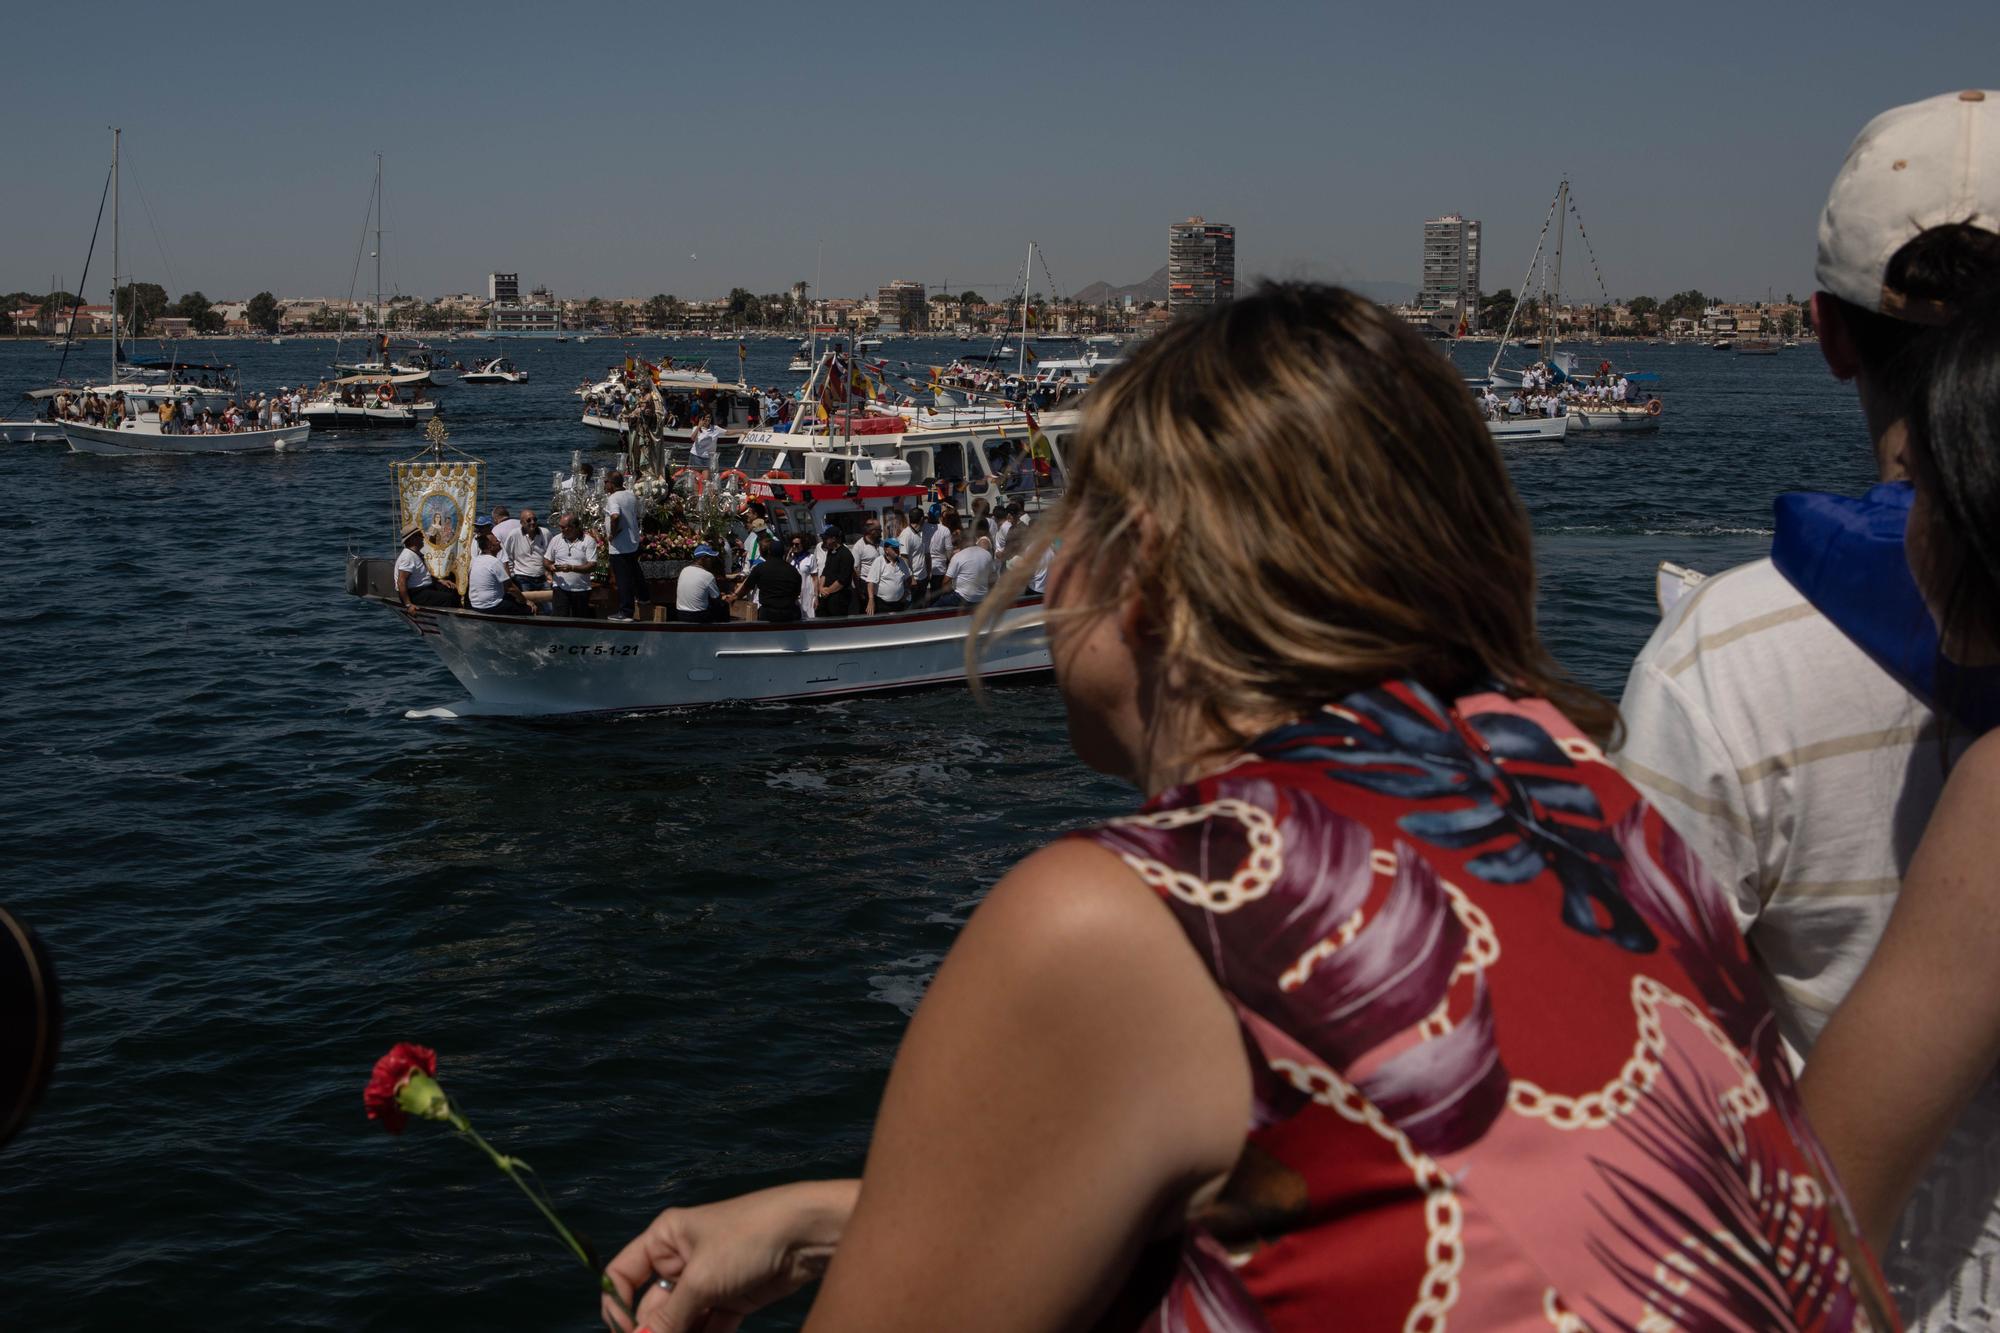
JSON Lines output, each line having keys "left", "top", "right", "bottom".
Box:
{"left": 1548, "top": 179, "right": 1567, "bottom": 365}
{"left": 374, "top": 153, "right": 384, "bottom": 340}
{"left": 1018, "top": 241, "right": 1033, "bottom": 378}
{"left": 110, "top": 127, "right": 119, "bottom": 383}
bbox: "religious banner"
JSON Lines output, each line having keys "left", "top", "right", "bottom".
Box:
{"left": 393, "top": 459, "right": 483, "bottom": 593}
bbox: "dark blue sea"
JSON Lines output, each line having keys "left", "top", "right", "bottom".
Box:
{"left": 0, "top": 334, "right": 1871, "bottom": 1329}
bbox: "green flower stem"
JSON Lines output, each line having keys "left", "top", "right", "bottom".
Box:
{"left": 447, "top": 1110, "right": 632, "bottom": 1318}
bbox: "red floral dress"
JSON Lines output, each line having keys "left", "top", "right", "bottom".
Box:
{"left": 1079, "top": 679, "right": 1895, "bottom": 1333}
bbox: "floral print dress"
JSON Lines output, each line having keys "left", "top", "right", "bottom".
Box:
{"left": 1080, "top": 679, "right": 1895, "bottom": 1333}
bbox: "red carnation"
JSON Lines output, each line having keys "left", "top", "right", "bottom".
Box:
{"left": 364, "top": 1042, "right": 439, "bottom": 1134}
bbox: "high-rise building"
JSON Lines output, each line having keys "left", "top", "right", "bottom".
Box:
{"left": 875, "top": 279, "right": 928, "bottom": 333}
{"left": 488, "top": 272, "right": 520, "bottom": 303}
{"left": 1168, "top": 217, "right": 1235, "bottom": 312}
{"left": 1420, "top": 216, "right": 1482, "bottom": 327}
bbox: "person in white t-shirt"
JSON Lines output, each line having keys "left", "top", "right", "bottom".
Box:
{"left": 938, "top": 534, "right": 995, "bottom": 608}
{"left": 394, "top": 524, "right": 458, "bottom": 609}
{"left": 924, "top": 508, "right": 953, "bottom": 598}
{"left": 688, "top": 413, "right": 723, "bottom": 479}
{"left": 852, "top": 519, "right": 882, "bottom": 613}
{"left": 466, "top": 531, "right": 530, "bottom": 616}
{"left": 1616, "top": 91, "right": 2000, "bottom": 1324}
{"left": 1614, "top": 376, "right": 1630, "bottom": 403}
{"left": 789, "top": 531, "right": 822, "bottom": 619}
{"left": 490, "top": 505, "right": 521, "bottom": 553}
{"left": 503, "top": 509, "right": 551, "bottom": 611}
{"left": 872, "top": 537, "right": 913, "bottom": 614}
{"left": 545, "top": 514, "right": 599, "bottom": 618}
{"left": 675, "top": 545, "right": 729, "bottom": 623}
{"left": 601, "top": 470, "right": 649, "bottom": 621}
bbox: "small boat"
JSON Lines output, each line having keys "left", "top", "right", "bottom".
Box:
{"left": 1735, "top": 337, "right": 1781, "bottom": 356}
{"left": 1710, "top": 338, "right": 1734, "bottom": 350}
{"left": 787, "top": 341, "right": 812, "bottom": 372}
{"left": 0, "top": 420, "right": 66, "bottom": 444}
{"left": 460, "top": 357, "right": 530, "bottom": 384}
{"left": 1485, "top": 414, "right": 1570, "bottom": 442}
{"left": 301, "top": 397, "right": 438, "bottom": 430}
{"left": 1566, "top": 402, "right": 1662, "bottom": 433}
{"left": 64, "top": 415, "right": 310, "bottom": 456}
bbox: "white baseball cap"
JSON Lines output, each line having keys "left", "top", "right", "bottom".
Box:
{"left": 1815, "top": 89, "right": 1999, "bottom": 324}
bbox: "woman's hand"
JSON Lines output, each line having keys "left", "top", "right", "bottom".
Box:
{"left": 600, "top": 1179, "right": 858, "bottom": 1333}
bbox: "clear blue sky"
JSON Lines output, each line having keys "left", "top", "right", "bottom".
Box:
{"left": 4, "top": 0, "right": 1995, "bottom": 305}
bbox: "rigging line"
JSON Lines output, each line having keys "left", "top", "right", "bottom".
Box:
{"left": 1489, "top": 185, "right": 1562, "bottom": 375}
{"left": 121, "top": 152, "right": 180, "bottom": 302}
{"left": 335, "top": 172, "right": 378, "bottom": 355}
{"left": 52, "top": 164, "right": 114, "bottom": 386}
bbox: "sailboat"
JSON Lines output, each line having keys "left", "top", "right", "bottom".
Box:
{"left": 1481, "top": 178, "right": 1660, "bottom": 437}
{"left": 64, "top": 130, "right": 310, "bottom": 455}
{"left": 305, "top": 156, "right": 438, "bottom": 431}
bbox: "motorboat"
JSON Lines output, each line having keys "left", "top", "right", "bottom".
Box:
{"left": 460, "top": 357, "right": 529, "bottom": 384}
{"left": 64, "top": 415, "right": 309, "bottom": 456}
{"left": 301, "top": 395, "right": 438, "bottom": 431}
{"left": 0, "top": 420, "right": 66, "bottom": 444}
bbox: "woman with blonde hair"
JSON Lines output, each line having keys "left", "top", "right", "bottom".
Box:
{"left": 602, "top": 284, "right": 1892, "bottom": 1333}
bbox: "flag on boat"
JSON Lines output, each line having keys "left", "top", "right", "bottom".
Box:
{"left": 625, "top": 355, "right": 636, "bottom": 377}
{"left": 1024, "top": 345, "right": 1037, "bottom": 363}
{"left": 737, "top": 342, "right": 747, "bottom": 362}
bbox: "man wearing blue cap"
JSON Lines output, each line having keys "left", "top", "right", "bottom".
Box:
{"left": 674, "top": 544, "right": 730, "bottom": 623}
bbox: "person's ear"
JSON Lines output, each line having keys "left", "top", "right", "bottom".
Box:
{"left": 1814, "top": 292, "right": 1861, "bottom": 381}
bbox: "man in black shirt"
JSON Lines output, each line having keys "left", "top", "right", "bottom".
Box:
{"left": 731, "top": 545, "right": 804, "bottom": 622}
{"left": 814, "top": 525, "right": 857, "bottom": 619}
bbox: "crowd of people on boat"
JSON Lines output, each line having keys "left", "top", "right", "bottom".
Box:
{"left": 394, "top": 474, "right": 1046, "bottom": 625}
{"left": 311, "top": 378, "right": 431, "bottom": 409}
{"left": 1476, "top": 368, "right": 1643, "bottom": 420}
{"left": 568, "top": 91, "right": 2000, "bottom": 1333}
{"left": 46, "top": 386, "right": 302, "bottom": 433}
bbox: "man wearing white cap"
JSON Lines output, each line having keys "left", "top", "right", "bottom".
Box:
{"left": 1616, "top": 90, "right": 2000, "bottom": 1326}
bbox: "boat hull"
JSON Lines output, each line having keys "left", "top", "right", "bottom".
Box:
{"left": 1485, "top": 416, "right": 1570, "bottom": 441}
{"left": 1566, "top": 407, "right": 1660, "bottom": 433}
{"left": 2, "top": 421, "right": 65, "bottom": 444}
{"left": 64, "top": 420, "right": 310, "bottom": 455}
{"left": 302, "top": 402, "right": 438, "bottom": 430}
{"left": 362, "top": 585, "right": 1050, "bottom": 714}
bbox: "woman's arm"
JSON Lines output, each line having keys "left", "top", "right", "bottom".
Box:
{"left": 1799, "top": 729, "right": 2000, "bottom": 1252}
{"left": 803, "top": 839, "right": 1249, "bottom": 1333}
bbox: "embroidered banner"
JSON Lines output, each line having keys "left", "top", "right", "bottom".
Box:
{"left": 393, "top": 460, "right": 483, "bottom": 592}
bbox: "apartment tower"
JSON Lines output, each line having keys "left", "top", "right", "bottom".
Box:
{"left": 1167, "top": 217, "right": 1236, "bottom": 312}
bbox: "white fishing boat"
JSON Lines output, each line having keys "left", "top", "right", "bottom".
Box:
{"left": 65, "top": 415, "right": 309, "bottom": 456}
{"left": 787, "top": 341, "right": 812, "bottom": 372}
{"left": 347, "top": 478, "right": 1050, "bottom": 715}
{"left": 460, "top": 357, "right": 529, "bottom": 384}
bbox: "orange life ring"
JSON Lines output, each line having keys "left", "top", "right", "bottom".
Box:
{"left": 671, "top": 465, "right": 704, "bottom": 495}
{"left": 717, "top": 468, "right": 749, "bottom": 491}
{"left": 763, "top": 468, "right": 792, "bottom": 480}
{"left": 1646, "top": 398, "right": 1663, "bottom": 417}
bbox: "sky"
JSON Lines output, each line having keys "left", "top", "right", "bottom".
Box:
{"left": 4, "top": 0, "right": 1997, "bottom": 307}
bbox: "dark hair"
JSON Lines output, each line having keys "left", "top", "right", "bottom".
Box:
{"left": 1906, "top": 285, "right": 2000, "bottom": 660}
{"left": 1829, "top": 223, "right": 2000, "bottom": 413}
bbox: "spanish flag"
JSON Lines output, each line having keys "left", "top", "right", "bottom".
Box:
{"left": 1024, "top": 344, "right": 1037, "bottom": 363}
{"left": 625, "top": 355, "right": 636, "bottom": 376}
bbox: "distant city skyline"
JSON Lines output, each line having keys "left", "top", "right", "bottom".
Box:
{"left": 4, "top": 3, "right": 1996, "bottom": 307}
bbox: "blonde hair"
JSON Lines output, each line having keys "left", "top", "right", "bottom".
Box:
{"left": 975, "top": 282, "right": 1616, "bottom": 749}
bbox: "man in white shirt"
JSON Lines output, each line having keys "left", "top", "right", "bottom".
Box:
{"left": 1614, "top": 90, "right": 2000, "bottom": 1326}
{"left": 394, "top": 524, "right": 458, "bottom": 609}
{"left": 600, "top": 470, "right": 649, "bottom": 622}
{"left": 466, "top": 531, "right": 530, "bottom": 616}
{"left": 675, "top": 545, "right": 729, "bottom": 623}
{"left": 490, "top": 505, "right": 521, "bottom": 553}
{"left": 938, "top": 536, "right": 995, "bottom": 608}
{"left": 924, "top": 507, "right": 953, "bottom": 599}
{"left": 873, "top": 537, "right": 913, "bottom": 614}
{"left": 1613, "top": 376, "right": 1630, "bottom": 404}
{"left": 851, "top": 519, "right": 882, "bottom": 614}
{"left": 545, "top": 513, "right": 598, "bottom": 618}
{"left": 503, "top": 508, "right": 551, "bottom": 611}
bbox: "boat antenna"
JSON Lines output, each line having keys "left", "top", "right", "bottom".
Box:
{"left": 1547, "top": 178, "right": 1567, "bottom": 367}
{"left": 374, "top": 153, "right": 384, "bottom": 340}
{"left": 1018, "top": 241, "right": 1033, "bottom": 379}
{"left": 110, "top": 127, "right": 119, "bottom": 386}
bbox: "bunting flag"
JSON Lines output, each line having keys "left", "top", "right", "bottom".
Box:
{"left": 625, "top": 355, "right": 636, "bottom": 377}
